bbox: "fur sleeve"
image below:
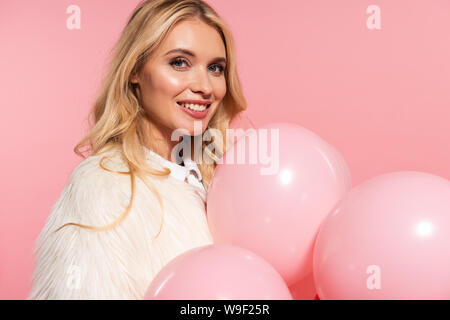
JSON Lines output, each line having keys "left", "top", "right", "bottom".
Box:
{"left": 28, "top": 153, "right": 152, "bottom": 299}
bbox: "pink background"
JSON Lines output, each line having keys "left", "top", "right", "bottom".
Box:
{"left": 1, "top": 0, "right": 449, "bottom": 299}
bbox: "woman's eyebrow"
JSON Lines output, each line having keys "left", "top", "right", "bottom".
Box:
{"left": 164, "top": 48, "right": 227, "bottom": 64}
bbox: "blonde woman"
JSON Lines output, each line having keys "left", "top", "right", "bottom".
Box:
{"left": 29, "top": 0, "right": 247, "bottom": 299}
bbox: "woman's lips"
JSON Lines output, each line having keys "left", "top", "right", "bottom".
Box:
{"left": 176, "top": 102, "right": 211, "bottom": 120}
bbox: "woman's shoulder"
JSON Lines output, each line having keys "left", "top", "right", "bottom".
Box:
{"left": 70, "top": 147, "right": 127, "bottom": 183}
{"left": 49, "top": 148, "right": 133, "bottom": 226}
{"left": 29, "top": 147, "right": 156, "bottom": 299}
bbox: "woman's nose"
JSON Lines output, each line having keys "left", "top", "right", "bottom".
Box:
{"left": 191, "top": 68, "right": 213, "bottom": 94}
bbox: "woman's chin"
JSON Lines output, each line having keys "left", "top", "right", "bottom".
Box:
{"left": 174, "top": 120, "right": 208, "bottom": 136}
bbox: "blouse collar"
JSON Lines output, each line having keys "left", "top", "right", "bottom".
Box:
{"left": 143, "top": 146, "right": 203, "bottom": 183}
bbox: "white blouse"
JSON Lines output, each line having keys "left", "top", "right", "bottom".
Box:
{"left": 143, "top": 147, "right": 207, "bottom": 202}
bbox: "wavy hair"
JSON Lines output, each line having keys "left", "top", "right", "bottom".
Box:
{"left": 53, "top": 0, "right": 247, "bottom": 237}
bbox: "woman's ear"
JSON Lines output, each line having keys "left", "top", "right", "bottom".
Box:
{"left": 129, "top": 73, "right": 141, "bottom": 99}
{"left": 130, "top": 73, "right": 139, "bottom": 84}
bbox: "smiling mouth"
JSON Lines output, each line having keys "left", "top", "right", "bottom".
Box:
{"left": 176, "top": 102, "right": 212, "bottom": 110}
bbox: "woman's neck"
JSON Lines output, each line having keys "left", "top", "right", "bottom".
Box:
{"left": 142, "top": 119, "right": 196, "bottom": 163}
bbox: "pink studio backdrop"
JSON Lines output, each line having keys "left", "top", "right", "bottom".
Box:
{"left": 0, "top": 0, "right": 449, "bottom": 299}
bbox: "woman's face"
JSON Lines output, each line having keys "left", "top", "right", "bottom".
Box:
{"left": 131, "top": 18, "right": 227, "bottom": 142}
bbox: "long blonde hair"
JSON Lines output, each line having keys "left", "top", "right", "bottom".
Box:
{"left": 53, "top": 0, "right": 247, "bottom": 237}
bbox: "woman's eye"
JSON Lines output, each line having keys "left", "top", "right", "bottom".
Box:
{"left": 170, "top": 57, "right": 188, "bottom": 68}
{"left": 170, "top": 57, "right": 225, "bottom": 75}
{"left": 210, "top": 64, "right": 225, "bottom": 74}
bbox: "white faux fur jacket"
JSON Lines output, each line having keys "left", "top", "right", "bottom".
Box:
{"left": 28, "top": 146, "right": 214, "bottom": 299}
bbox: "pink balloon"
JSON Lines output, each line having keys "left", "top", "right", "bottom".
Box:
{"left": 228, "top": 112, "right": 256, "bottom": 144}
{"left": 313, "top": 171, "right": 450, "bottom": 299}
{"left": 289, "top": 272, "right": 318, "bottom": 300}
{"left": 207, "top": 122, "right": 352, "bottom": 286}
{"left": 144, "top": 244, "right": 292, "bottom": 300}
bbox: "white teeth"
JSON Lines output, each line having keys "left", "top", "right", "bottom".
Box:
{"left": 179, "top": 103, "right": 207, "bottom": 112}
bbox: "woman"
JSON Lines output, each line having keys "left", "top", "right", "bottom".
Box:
{"left": 29, "top": 0, "right": 247, "bottom": 299}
